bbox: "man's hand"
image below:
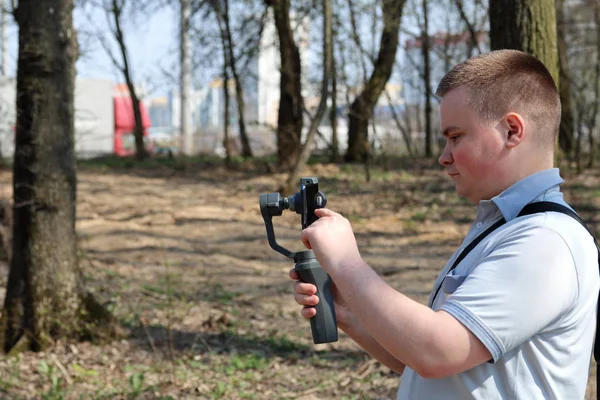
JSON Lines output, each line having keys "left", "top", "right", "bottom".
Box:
{"left": 300, "top": 208, "right": 364, "bottom": 274}
{"left": 289, "top": 268, "right": 353, "bottom": 329}
{"left": 289, "top": 267, "right": 407, "bottom": 375}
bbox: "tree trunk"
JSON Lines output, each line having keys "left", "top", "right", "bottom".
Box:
{"left": 0, "top": 199, "right": 11, "bottom": 263}
{"left": 422, "top": 0, "right": 432, "bottom": 157}
{"left": 215, "top": 3, "right": 232, "bottom": 165}
{"left": 2, "top": 0, "right": 116, "bottom": 353}
{"left": 345, "top": 0, "right": 405, "bottom": 162}
{"left": 556, "top": 0, "right": 575, "bottom": 157}
{"left": 222, "top": 0, "right": 252, "bottom": 158}
{"left": 267, "top": 0, "right": 303, "bottom": 170}
{"left": 283, "top": 0, "right": 332, "bottom": 194}
{"left": 112, "top": 0, "right": 148, "bottom": 160}
{"left": 386, "top": 89, "right": 414, "bottom": 156}
{"left": 329, "top": 39, "right": 338, "bottom": 163}
{"left": 453, "top": 0, "right": 481, "bottom": 56}
{"left": 489, "top": 0, "right": 558, "bottom": 84}
{"left": 180, "top": 0, "right": 193, "bottom": 156}
{"left": 591, "top": 0, "right": 600, "bottom": 165}
{"left": 221, "top": 37, "right": 232, "bottom": 167}
{"left": 576, "top": 108, "right": 583, "bottom": 173}
{"left": 223, "top": 70, "right": 232, "bottom": 167}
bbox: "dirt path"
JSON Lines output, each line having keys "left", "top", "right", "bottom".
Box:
{"left": 0, "top": 160, "right": 599, "bottom": 399}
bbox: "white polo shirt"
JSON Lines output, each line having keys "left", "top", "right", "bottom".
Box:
{"left": 397, "top": 168, "right": 599, "bottom": 400}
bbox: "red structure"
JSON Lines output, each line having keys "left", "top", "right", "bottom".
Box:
{"left": 113, "top": 95, "right": 152, "bottom": 156}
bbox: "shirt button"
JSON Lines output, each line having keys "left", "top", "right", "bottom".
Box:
{"left": 476, "top": 222, "right": 483, "bottom": 229}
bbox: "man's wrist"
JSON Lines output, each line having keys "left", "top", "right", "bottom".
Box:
{"left": 331, "top": 256, "right": 368, "bottom": 275}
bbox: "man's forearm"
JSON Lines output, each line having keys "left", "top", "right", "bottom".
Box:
{"left": 340, "top": 314, "right": 406, "bottom": 375}
{"left": 330, "top": 260, "right": 448, "bottom": 375}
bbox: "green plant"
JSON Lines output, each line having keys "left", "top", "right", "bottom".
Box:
{"left": 209, "top": 283, "right": 239, "bottom": 304}
{"left": 128, "top": 371, "right": 145, "bottom": 398}
{"left": 411, "top": 211, "right": 427, "bottom": 222}
{"left": 228, "top": 354, "right": 268, "bottom": 373}
{"left": 212, "top": 381, "right": 228, "bottom": 398}
{"left": 72, "top": 363, "right": 98, "bottom": 379}
{"left": 38, "top": 360, "right": 67, "bottom": 400}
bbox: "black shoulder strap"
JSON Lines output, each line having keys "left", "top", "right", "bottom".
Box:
{"left": 519, "top": 201, "right": 600, "bottom": 399}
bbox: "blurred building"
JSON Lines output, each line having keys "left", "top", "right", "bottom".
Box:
{"left": 0, "top": 78, "right": 153, "bottom": 159}
{"left": 147, "top": 97, "right": 171, "bottom": 128}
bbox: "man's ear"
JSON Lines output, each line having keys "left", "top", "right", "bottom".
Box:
{"left": 505, "top": 112, "right": 525, "bottom": 148}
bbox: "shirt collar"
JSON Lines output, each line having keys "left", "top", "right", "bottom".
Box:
{"left": 479, "top": 168, "right": 564, "bottom": 222}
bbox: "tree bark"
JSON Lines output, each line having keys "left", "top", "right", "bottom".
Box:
{"left": 345, "top": 0, "right": 405, "bottom": 162}
{"left": 0, "top": 199, "right": 11, "bottom": 263}
{"left": 489, "top": 0, "right": 558, "bottom": 84}
{"left": 266, "top": 0, "right": 303, "bottom": 170}
{"left": 2, "top": 0, "right": 116, "bottom": 353}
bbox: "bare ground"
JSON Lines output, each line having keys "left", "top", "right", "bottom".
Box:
{"left": 0, "top": 157, "right": 599, "bottom": 400}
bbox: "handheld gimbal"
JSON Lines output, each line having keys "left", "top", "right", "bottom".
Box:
{"left": 259, "top": 177, "right": 338, "bottom": 344}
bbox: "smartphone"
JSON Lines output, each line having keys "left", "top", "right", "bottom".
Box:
{"left": 300, "top": 177, "right": 320, "bottom": 229}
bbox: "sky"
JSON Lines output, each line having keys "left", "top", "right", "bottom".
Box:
{"left": 3, "top": 4, "right": 179, "bottom": 98}
{"left": 1, "top": 2, "right": 485, "bottom": 100}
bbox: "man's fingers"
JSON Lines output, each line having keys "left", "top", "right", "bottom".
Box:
{"left": 294, "top": 281, "right": 317, "bottom": 295}
{"left": 289, "top": 268, "right": 299, "bottom": 280}
{"left": 295, "top": 293, "right": 319, "bottom": 306}
{"left": 300, "top": 230, "right": 313, "bottom": 249}
{"left": 301, "top": 306, "right": 317, "bottom": 319}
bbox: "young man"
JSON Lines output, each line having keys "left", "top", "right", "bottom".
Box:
{"left": 290, "top": 50, "right": 599, "bottom": 399}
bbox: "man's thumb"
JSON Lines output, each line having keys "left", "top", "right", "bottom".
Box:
{"left": 315, "top": 208, "right": 337, "bottom": 217}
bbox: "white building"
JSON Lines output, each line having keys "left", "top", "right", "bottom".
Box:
{"left": 0, "top": 77, "right": 115, "bottom": 160}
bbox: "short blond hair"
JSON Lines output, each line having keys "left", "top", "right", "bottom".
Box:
{"left": 436, "top": 50, "right": 561, "bottom": 149}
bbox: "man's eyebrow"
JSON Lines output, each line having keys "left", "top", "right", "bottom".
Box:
{"left": 442, "top": 126, "right": 462, "bottom": 137}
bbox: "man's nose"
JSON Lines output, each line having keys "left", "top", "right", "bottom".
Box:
{"left": 438, "top": 143, "right": 453, "bottom": 167}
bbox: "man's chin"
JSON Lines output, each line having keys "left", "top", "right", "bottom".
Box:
{"left": 454, "top": 184, "right": 473, "bottom": 203}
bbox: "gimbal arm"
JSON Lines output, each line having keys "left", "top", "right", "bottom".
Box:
{"left": 259, "top": 192, "right": 295, "bottom": 260}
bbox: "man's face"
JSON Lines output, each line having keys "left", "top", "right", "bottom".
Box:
{"left": 438, "top": 88, "right": 508, "bottom": 204}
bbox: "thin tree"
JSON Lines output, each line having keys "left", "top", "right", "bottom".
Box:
{"left": 211, "top": 0, "right": 253, "bottom": 157}
{"left": 265, "top": 0, "right": 303, "bottom": 170}
{"left": 345, "top": 0, "right": 405, "bottom": 162}
{"left": 180, "top": 0, "right": 193, "bottom": 155}
{"left": 283, "top": 0, "right": 332, "bottom": 194}
{"left": 421, "top": 0, "right": 432, "bottom": 157}
{"left": 2, "top": 0, "right": 116, "bottom": 353}
{"left": 452, "top": 0, "right": 481, "bottom": 56}
{"left": 223, "top": 68, "right": 232, "bottom": 167}
{"left": 556, "top": 0, "right": 575, "bottom": 158}
{"left": 98, "top": 0, "right": 149, "bottom": 160}
{"left": 585, "top": 0, "right": 600, "bottom": 167}
{"left": 329, "top": 5, "right": 339, "bottom": 163}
